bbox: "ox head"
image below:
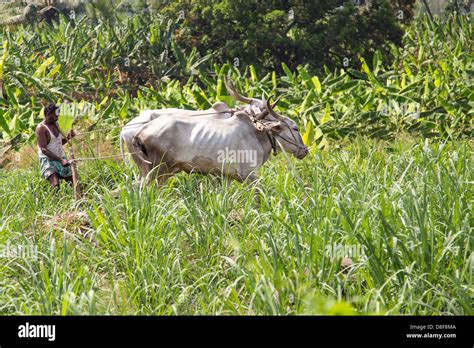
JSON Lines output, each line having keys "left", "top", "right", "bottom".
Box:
{"left": 259, "top": 97, "right": 309, "bottom": 159}
{"left": 225, "top": 77, "right": 308, "bottom": 159}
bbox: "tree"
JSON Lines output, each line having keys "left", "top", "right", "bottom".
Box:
{"left": 85, "top": 0, "right": 118, "bottom": 24}
{"left": 446, "top": 0, "right": 473, "bottom": 13}
{"left": 159, "top": 0, "right": 415, "bottom": 73}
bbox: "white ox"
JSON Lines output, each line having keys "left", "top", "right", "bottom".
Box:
{"left": 131, "top": 87, "right": 309, "bottom": 186}
{"left": 119, "top": 102, "right": 233, "bottom": 177}
{"left": 120, "top": 79, "right": 269, "bottom": 180}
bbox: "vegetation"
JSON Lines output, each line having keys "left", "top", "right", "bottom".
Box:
{"left": 0, "top": 12, "right": 471, "bottom": 151}
{"left": 0, "top": 0, "right": 416, "bottom": 72}
{"left": 160, "top": 0, "right": 416, "bottom": 72}
{"left": 0, "top": 5, "right": 472, "bottom": 315}
{"left": 1, "top": 137, "right": 472, "bottom": 315}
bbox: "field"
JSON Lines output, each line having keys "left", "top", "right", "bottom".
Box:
{"left": 0, "top": 7, "right": 472, "bottom": 315}
{"left": 1, "top": 136, "right": 472, "bottom": 315}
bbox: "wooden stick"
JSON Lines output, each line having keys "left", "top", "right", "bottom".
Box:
{"left": 57, "top": 122, "right": 81, "bottom": 200}
{"left": 422, "top": 0, "right": 434, "bottom": 22}
{"left": 69, "top": 150, "right": 81, "bottom": 200}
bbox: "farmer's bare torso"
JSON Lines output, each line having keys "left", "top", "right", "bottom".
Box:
{"left": 43, "top": 122, "right": 60, "bottom": 138}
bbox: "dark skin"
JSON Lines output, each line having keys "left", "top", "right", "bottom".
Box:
{"left": 36, "top": 110, "right": 76, "bottom": 188}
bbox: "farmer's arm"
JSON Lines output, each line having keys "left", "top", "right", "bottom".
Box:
{"left": 36, "top": 126, "right": 68, "bottom": 165}
{"left": 61, "top": 129, "right": 76, "bottom": 145}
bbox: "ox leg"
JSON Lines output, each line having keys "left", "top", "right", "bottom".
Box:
{"left": 235, "top": 173, "right": 261, "bottom": 207}
{"left": 216, "top": 174, "right": 232, "bottom": 189}
{"left": 247, "top": 173, "right": 262, "bottom": 206}
{"left": 157, "top": 172, "right": 174, "bottom": 186}
{"left": 156, "top": 164, "right": 181, "bottom": 186}
{"left": 143, "top": 162, "right": 175, "bottom": 188}
{"left": 125, "top": 152, "right": 152, "bottom": 190}
{"left": 129, "top": 154, "right": 152, "bottom": 180}
{"left": 139, "top": 164, "right": 153, "bottom": 189}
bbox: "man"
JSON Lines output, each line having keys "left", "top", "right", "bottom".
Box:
{"left": 36, "top": 103, "right": 76, "bottom": 189}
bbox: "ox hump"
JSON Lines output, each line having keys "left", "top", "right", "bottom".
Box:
{"left": 212, "top": 102, "right": 231, "bottom": 113}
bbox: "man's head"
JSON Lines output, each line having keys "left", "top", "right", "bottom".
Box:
{"left": 44, "top": 103, "right": 59, "bottom": 123}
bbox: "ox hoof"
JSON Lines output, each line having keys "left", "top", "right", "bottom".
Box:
{"left": 110, "top": 187, "right": 122, "bottom": 198}
{"left": 341, "top": 257, "right": 354, "bottom": 273}
{"left": 227, "top": 208, "right": 244, "bottom": 226}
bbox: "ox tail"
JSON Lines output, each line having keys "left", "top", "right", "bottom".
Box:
{"left": 119, "top": 132, "right": 129, "bottom": 165}
{"left": 132, "top": 134, "right": 152, "bottom": 165}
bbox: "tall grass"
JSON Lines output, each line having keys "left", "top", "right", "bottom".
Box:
{"left": 1, "top": 137, "right": 471, "bottom": 315}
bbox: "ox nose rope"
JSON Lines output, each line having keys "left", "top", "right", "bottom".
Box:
{"left": 277, "top": 122, "right": 303, "bottom": 148}
{"left": 274, "top": 132, "right": 301, "bottom": 148}
{"left": 263, "top": 122, "right": 304, "bottom": 156}
{"left": 265, "top": 131, "right": 278, "bottom": 156}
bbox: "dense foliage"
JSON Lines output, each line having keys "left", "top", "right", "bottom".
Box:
{"left": 0, "top": 12, "right": 471, "bottom": 152}
{"left": 1, "top": 0, "right": 416, "bottom": 72}
{"left": 160, "top": 0, "right": 416, "bottom": 72}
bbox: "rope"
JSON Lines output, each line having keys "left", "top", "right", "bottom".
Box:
{"left": 71, "top": 151, "right": 143, "bottom": 162}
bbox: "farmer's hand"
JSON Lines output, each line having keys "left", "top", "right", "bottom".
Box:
{"left": 67, "top": 129, "right": 76, "bottom": 140}
{"left": 61, "top": 159, "right": 70, "bottom": 167}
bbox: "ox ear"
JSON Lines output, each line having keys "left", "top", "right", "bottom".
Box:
{"left": 267, "top": 121, "right": 284, "bottom": 133}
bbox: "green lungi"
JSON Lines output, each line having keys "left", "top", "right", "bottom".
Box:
{"left": 39, "top": 156, "right": 72, "bottom": 180}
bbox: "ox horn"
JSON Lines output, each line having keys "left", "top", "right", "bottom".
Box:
{"left": 265, "top": 95, "right": 285, "bottom": 120}
{"left": 255, "top": 95, "right": 281, "bottom": 120}
{"left": 254, "top": 95, "right": 269, "bottom": 120}
{"left": 224, "top": 77, "right": 253, "bottom": 104}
